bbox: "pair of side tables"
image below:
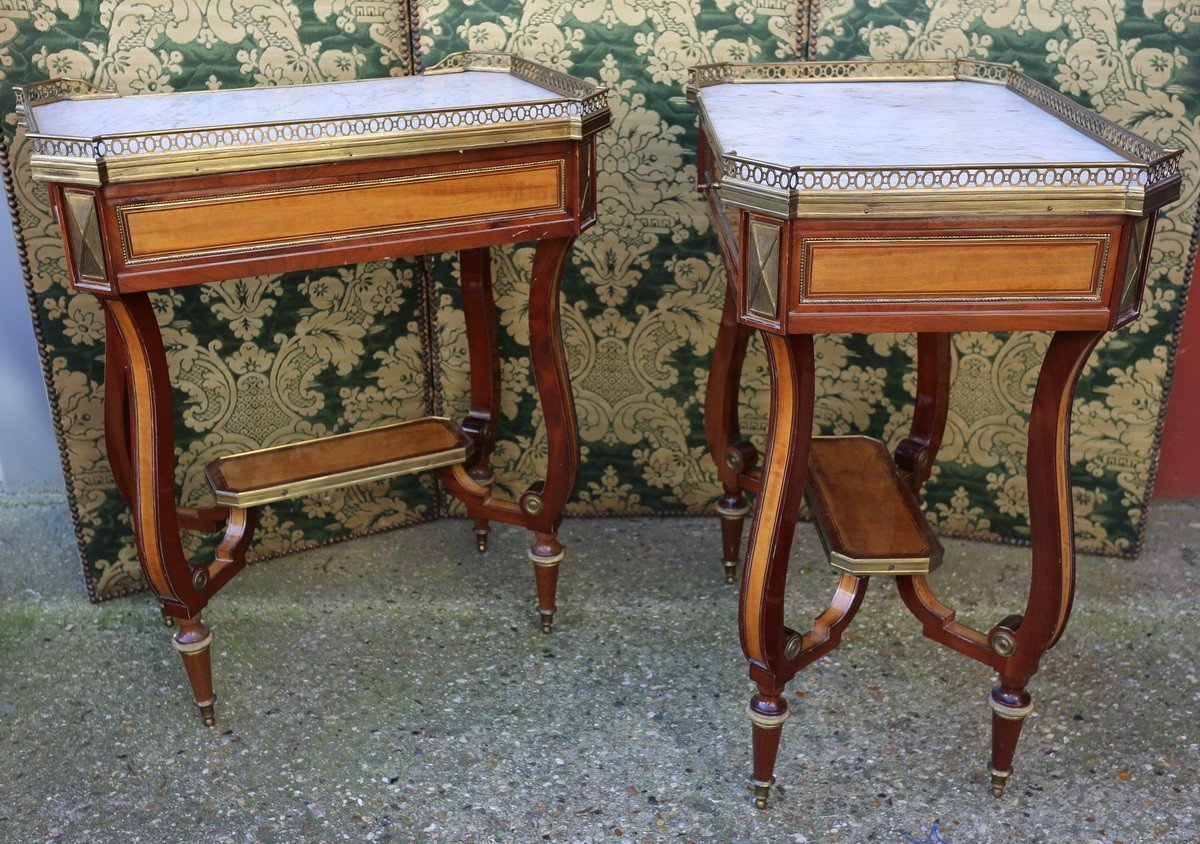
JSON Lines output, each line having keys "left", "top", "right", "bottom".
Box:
{"left": 19, "top": 52, "right": 1180, "bottom": 807}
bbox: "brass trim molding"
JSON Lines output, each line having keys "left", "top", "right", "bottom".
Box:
{"left": 688, "top": 59, "right": 1182, "bottom": 218}
{"left": 827, "top": 549, "right": 944, "bottom": 576}
{"left": 715, "top": 501, "right": 751, "bottom": 518}
{"left": 528, "top": 548, "right": 565, "bottom": 566}
{"left": 206, "top": 417, "right": 474, "bottom": 509}
{"left": 797, "top": 233, "right": 1112, "bottom": 305}
{"left": 21, "top": 52, "right": 609, "bottom": 186}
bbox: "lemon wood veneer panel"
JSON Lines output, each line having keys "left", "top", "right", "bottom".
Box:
{"left": 119, "top": 160, "right": 565, "bottom": 263}
{"left": 803, "top": 235, "right": 1108, "bottom": 300}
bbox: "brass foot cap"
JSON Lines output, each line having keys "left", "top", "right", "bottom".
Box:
{"left": 990, "top": 768, "right": 1010, "bottom": 797}
{"left": 723, "top": 561, "right": 737, "bottom": 585}
{"left": 475, "top": 530, "right": 489, "bottom": 553}
{"left": 539, "top": 611, "right": 555, "bottom": 634}
{"left": 753, "top": 778, "right": 774, "bottom": 810}
{"left": 197, "top": 700, "right": 216, "bottom": 728}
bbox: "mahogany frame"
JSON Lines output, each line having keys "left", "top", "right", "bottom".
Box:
{"left": 697, "top": 119, "right": 1180, "bottom": 806}
{"left": 45, "top": 124, "right": 603, "bottom": 725}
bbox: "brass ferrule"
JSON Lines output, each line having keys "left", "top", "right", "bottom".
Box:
{"left": 746, "top": 703, "right": 791, "bottom": 729}
{"left": 171, "top": 631, "right": 213, "bottom": 655}
{"left": 989, "top": 697, "right": 1034, "bottom": 720}
{"left": 716, "top": 501, "right": 751, "bottom": 519}
{"left": 528, "top": 549, "right": 564, "bottom": 567}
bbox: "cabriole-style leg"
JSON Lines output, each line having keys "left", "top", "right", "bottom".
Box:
{"left": 706, "top": 280, "right": 755, "bottom": 583}
{"left": 739, "top": 332, "right": 816, "bottom": 808}
{"left": 101, "top": 294, "right": 224, "bottom": 723}
{"left": 460, "top": 247, "right": 502, "bottom": 554}
{"left": 987, "top": 329, "right": 1105, "bottom": 796}
{"left": 520, "top": 236, "right": 580, "bottom": 632}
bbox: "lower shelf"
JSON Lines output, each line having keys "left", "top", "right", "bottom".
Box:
{"left": 806, "top": 435, "right": 943, "bottom": 576}
{"left": 205, "top": 416, "right": 473, "bottom": 508}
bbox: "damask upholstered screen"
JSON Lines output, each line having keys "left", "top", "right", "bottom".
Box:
{"left": 1, "top": 1, "right": 438, "bottom": 601}
{"left": 4, "top": 1, "right": 1197, "bottom": 601}
{"left": 419, "top": 0, "right": 1198, "bottom": 554}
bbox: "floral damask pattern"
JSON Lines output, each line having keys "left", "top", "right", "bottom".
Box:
{"left": 2, "top": 1, "right": 435, "bottom": 600}
{"left": 4, "top": 0, "right": 1195, "bottom": 601}
{"left": 421, "top": 0, "right": 1197, "bottom": 556}
{"left": 813, "top": 0, "right": 1200, "bottom": 554}
{"left": 421, "top": 0, "right": 797, "bottom": 515}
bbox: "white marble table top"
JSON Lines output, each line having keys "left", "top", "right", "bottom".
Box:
{"left": 699, "top": 80, "right": 1129, "bottom": 169}
{"left": 31, "top": 71, "right": 564, "bottom": 138}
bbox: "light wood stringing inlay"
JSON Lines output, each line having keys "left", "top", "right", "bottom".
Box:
{"left": 802, "top": 235, "right": 1108, "bottom": 301}
{"left": 119, "top": 160, "right": 565, "bottom": 263}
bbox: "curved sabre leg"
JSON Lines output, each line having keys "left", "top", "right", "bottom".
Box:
{"left": 459, "top": 247, "right": 502, "bottom": 554}
{"left": 707, "top": 280, "right": 755, "bottom": 583}
{"left": 988, "top": 329, "right": 1105, "bottom": 796}
{"left": 101, "top": 293, "right": 223, "bottom": 725}
{"left": 739, "top": 332, "right": 817, "bottom": 809}
{"left": 700, "top": 129, "right": 757, "bottom": 584}
{"left": 521, "top": 236, "right": 579, "bottom": 634}
{"left": 894, "top": 333, "right": 952, "bottom": 500}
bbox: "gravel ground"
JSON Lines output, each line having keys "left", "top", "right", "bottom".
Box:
{"left": 1, "top": 495, "right": 1197, "bottom": 843}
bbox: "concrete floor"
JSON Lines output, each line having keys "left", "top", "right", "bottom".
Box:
{"left": 0, "top": 497, "right": 1197, "bottom": 843}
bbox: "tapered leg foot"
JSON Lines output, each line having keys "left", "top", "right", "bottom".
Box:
{"left": 474, "top": 517, "right": 490, "bottom": 553}
{"left": 748, "top": 692, "right": 790, "bottom": 809}
{"left": 716, "top": 492, "right": 749, "bottom": 585}
{"left": 172, "top": 615, "right": 216, "bottom": 727}
{"left": 989, "top": 684, "right": 1033, "bottom": 797}
{"left": 530, "top": 532, "right": 563, "bottom": 634}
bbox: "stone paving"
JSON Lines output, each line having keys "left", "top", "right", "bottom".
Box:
{"left": 1, "top": 496, "right": 1197, "bottom": 842}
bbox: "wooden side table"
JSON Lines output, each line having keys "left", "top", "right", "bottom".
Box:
{"left": 19, "top": 51, "right": 609, "bottom": 726}
{"left": 689, "top": 60, "right": 1181, "bottom": 807}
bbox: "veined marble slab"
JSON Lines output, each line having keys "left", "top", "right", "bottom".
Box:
{"left": 699, "top": 80, "right": 1130, "bottom": 169}
{"left": 30, "top": 71, "right": 562, "bottom": 138}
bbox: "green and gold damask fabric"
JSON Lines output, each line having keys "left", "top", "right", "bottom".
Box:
{"left": 1, "top": 1, "right": 436, "bottom": 601}
{"left": 420, "top": 0, "right": 799, "bottom": 516}
{"left": 420, "top": 0, "right": 1198, "bottom": 556}
{"left": 809, "top": 0, "right": 1199, "bottom": 554}
{"left": 5, "top": 1, "right": 1197, "bottom": 601}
